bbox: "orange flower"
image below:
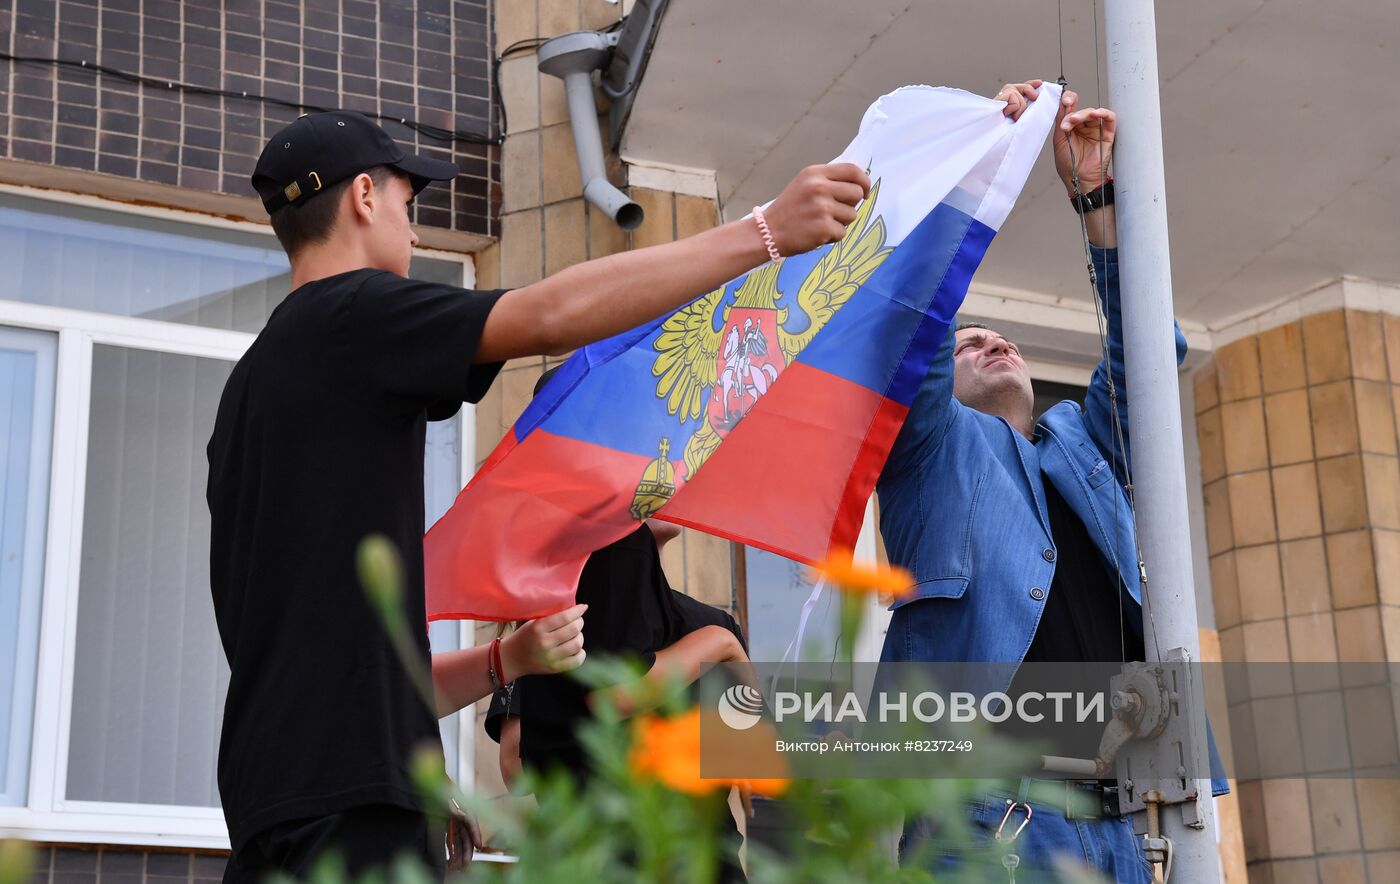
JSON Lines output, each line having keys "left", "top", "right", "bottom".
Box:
{"left": 631, "top": 709, "right": 708, "bottom": 795}
{"left": 809, "top": 548, "right": 914, "bottom": 597}
{"left": 630, "top": 708, "right": 788, "bottom": 797}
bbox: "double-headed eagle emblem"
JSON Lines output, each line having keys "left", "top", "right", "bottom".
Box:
{"left": 631, "top": 179, "right": 893, "bottom": 520}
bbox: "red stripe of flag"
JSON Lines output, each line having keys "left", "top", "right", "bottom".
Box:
{"left": 656, "top": 363, "right": 907, "bottom": 563}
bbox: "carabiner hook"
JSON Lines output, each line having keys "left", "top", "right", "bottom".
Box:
{"left": 995, "top": 799, "right": 1033, "bottom": 843}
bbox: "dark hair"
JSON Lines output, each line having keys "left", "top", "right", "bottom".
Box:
{"left": 955, "top": 321, "right": 992, "bottom": 333}
{"left": 533, "top": 365, "right": 562, "bottom": 398}
{"left": 265, "top": 165, "right": 397, "bottom": 257}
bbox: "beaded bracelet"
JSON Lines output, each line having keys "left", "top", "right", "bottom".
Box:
{"left": 751, "top": 205, "right": 782, "bottom": 262}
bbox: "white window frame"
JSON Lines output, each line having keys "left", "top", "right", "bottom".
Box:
{"left": 0, "top": 185, "right": 482, "bottom": 849}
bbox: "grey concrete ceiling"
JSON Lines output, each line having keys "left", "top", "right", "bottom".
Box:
{"left": 619, "top": 0, "right": 1400, "bottom": 328}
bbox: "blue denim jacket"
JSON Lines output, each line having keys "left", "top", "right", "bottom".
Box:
{"left": 876, "top": 246, "right": 1228, "bottom": 795}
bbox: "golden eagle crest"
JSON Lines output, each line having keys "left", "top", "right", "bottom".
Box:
{"left": 631, "top": 180, "right": 892, "bottom": 519}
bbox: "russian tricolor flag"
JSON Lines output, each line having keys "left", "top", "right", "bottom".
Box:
{"left": 426, "top": 84, "right": 1060, "bottom": 621}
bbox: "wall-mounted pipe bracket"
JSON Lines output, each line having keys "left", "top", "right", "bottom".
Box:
{"left": 537, "top": 31, "right": 644, "bottom": 231}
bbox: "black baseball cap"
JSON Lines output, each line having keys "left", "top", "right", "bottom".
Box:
{"left": 251, "top": 110, "right": 458, "bottom": 215}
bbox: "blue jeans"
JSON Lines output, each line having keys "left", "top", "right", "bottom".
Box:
{"left": 901, "top": 790, "right": 1155, "bottom": 883}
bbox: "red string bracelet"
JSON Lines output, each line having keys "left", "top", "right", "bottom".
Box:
{"left": 488, "top": 637, "right": 507, "bottom": 689}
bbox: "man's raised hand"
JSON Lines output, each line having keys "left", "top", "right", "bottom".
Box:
{"left": 1054, "top": 89, "right": 1116, "bottom": 194}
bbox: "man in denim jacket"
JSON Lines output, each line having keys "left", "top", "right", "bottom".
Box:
{"left": 877, "top": 83, "right": 1226, "bottom": 881}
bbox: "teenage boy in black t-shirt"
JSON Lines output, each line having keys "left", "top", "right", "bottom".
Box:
{"left": 207, "top": 110, "right": 869, "bottom": 881}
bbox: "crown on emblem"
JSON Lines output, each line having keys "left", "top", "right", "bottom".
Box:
{"left": 630, "top": 438, "right": 676, "bottom": 521}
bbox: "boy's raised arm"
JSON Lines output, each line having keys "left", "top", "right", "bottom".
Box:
{"left": 475, "top": 163, "right": 872, "bottom": 363}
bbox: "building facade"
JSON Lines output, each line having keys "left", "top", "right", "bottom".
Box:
{"left": 5, "top": 1, "right": 1399, "bottom": 882}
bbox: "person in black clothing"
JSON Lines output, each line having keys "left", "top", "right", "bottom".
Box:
{"left": 207, "top": 110, "right": 870, "bottom": 882}
{"left": 486, "top": 521, "right": 748, "bottom": 786}
{"left": 485, "top": 521, "right": 751, "bottom": 882}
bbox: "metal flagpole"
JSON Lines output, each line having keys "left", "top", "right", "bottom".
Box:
{"left": 1101, "top": 0, "right": 1223, "bottom": 879}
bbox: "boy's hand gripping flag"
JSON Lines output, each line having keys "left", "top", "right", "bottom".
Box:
{"left": 426, "top": 84, "right": 1062, "bottom": 621}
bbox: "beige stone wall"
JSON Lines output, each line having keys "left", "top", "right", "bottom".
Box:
{"left": 1195, "top": 308, "right": 1400, "bottom": 881}
{"left": 469, "top": 0, "right": 734, "bottom": 806}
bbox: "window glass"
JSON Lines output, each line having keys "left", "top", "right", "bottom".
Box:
{"left": 1032, "top": 379, "right": 1087, "bottom": 420}
{"left": 0, "top": 193, "right": 469, "bottom": 334}
{"left": 0, "top": 326, "right": 55, "bottom": 806}
{"left": 743, "top": 547, "right": 841, "bottom": 663}
{"left": 0, "top": 193, "right": 290, "bottom": 333}
{"left": 66, "top": 347, "right": 233, "bottom": 805}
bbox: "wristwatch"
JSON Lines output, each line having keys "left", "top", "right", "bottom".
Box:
{"left": 1069, "top": 179, "right": 1114, "bottom": 215}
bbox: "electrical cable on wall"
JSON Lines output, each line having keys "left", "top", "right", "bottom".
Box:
{"left": 3, "top": 14, "right": 634, "bottom": 146}
{"left": 491, "top": 37, "right": 548, "bottom": 139}
{"left": 0, "top": 50, "right": 500, "bottom": 146}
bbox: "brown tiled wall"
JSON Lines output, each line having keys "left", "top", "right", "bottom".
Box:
{"left": 469, "top": 0, "right": 734, "bottom": 811}
{"left": 25, "top": 845, "right": 226, "bottom": 884}
{"left": 1195, "top": 308, "right": 1400, "bottom": 882}
{"left": 0, "top": 0, "right": 497, "bottom": 236}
